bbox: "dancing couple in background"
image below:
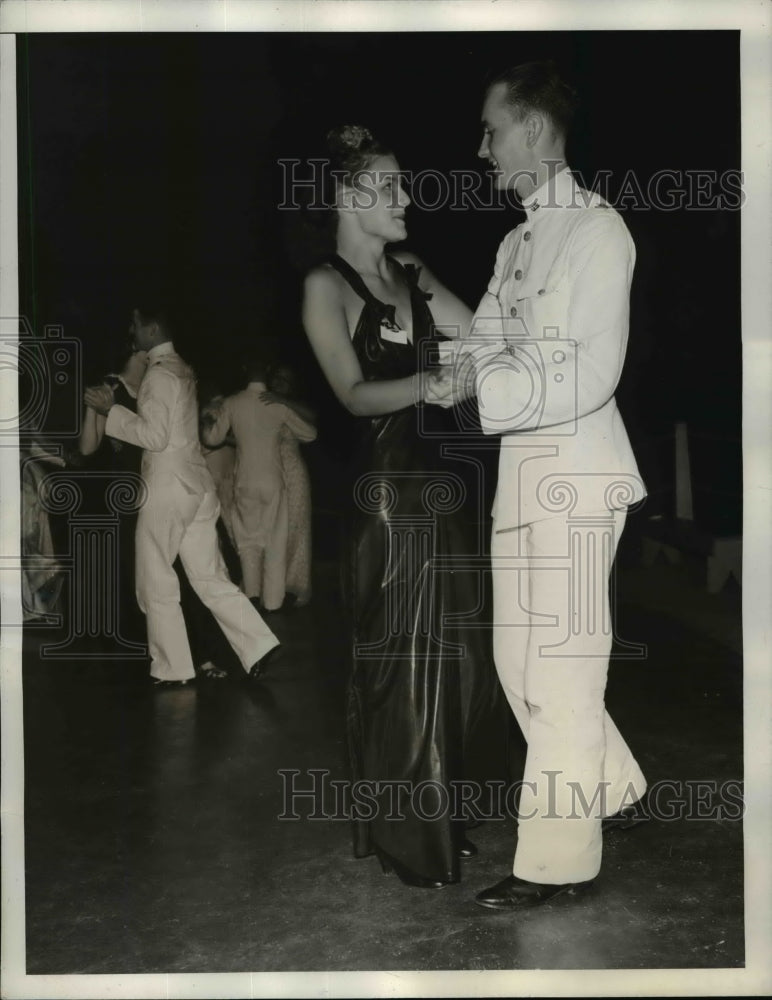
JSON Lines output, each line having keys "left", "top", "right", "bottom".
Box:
{"left": 302, "top": 60, "right": 647, "bottom": 906}
{"left": 202, "top": 352, "right": 317, "bottom": 613}
{"left": 83, "top": 306, "right": 281, "bottom": 687}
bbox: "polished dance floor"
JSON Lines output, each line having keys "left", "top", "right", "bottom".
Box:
{"left": 22, "top": 561, "right": 743, "bottom": 973}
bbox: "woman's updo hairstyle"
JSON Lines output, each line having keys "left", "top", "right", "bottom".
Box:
{"left": 325, "top": 124, "right": 392, "bottom": 195}
{"left": 285, "top": 124, "right": 392, "bottom": 272}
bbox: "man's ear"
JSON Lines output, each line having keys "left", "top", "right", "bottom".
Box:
{"left": 523, "top": 112, "right": 544, "bottom": 149}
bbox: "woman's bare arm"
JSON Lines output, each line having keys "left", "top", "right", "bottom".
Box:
{"left": 302, "top": 266, "right": 429, "bottom": 417}
{"left": 79, "top": 399, "right": 107, "bottom": 455}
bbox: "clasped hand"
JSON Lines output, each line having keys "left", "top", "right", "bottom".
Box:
{"left": 423, "top": 351, "right": 478, "bottom": 408}
{"left": 84, "top": 384, "right": 115, "bottom": 416}
{"left": 423, "top": 368, "right": 456, "bottom": 408}
{"left": 200, "top": 395, "right": 224, "bottom": 429}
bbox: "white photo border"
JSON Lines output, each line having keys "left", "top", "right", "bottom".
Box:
{"left": 1, "top": 2, "right": 769, "bottom": 998}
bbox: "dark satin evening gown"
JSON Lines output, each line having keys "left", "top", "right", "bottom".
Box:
{"left": 330, "top": 254, "right": 507, "bottom": 887}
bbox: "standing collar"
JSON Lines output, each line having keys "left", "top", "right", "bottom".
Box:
{"left": 148, "top": 341, "right": 176, "bottom": 361}
{"left": 522, "top": 166, "right": 581, "bottom": 217}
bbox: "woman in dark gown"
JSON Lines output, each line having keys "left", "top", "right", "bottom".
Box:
{"left": 303, "top": 126, "right": 507, "bottom": 888}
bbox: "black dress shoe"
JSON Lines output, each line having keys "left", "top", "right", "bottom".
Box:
{"left": 248, "top": 644, "right": 282, "bottom": 680}
{"left": 458, "top": 837, "right": 478, "bottom": 859}
{"left": 474, "top": 873, "right": 594, "bottom": 910}
{"left": 602, "top": 802, "right": 648, "bottom": 833}
{"left": 198, "top": 661, "right": 228, "bottom": 680}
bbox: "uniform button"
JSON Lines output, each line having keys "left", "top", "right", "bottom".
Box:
{"left": 510, "top": 306, "right": 518, "bottom": 317}
{"left": 538, "top": 288, "right": 546, "bottom": 296}
{"left": 514, "top": 269, "right": 523, "bottom": 280}
{"left": 523, "top": 231, "right": 532, "bottom": 241}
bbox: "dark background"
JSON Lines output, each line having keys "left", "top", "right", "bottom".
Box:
{"left": 16, "top": 31, "right": 742, "bottom": 533}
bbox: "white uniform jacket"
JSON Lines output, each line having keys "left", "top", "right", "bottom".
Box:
{"left": 202, "top": 381, "right": 317, "bottom": 495}
{"left": 468, "top": 168, "right": 646, "bottom": 529}
{"left": 105, "top": 341, "right": 213, "bottom": 498}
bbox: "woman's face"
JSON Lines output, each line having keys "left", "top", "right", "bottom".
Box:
{"left": 345, "top": 154, "right": 410, "bottom": 243}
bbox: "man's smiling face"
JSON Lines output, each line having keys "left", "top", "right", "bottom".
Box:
{"left": 478, "top": 82, "right": 535, "bottom": 196}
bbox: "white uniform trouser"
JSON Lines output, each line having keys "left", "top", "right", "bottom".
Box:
{"left": 232, "top": 482, "right": 288, "bottom": 611}
{"left": 491, "top": 508, "right": 646, "bottom": 884}
{"left": 135, "top": 483, "right": 278, "bottom": 681}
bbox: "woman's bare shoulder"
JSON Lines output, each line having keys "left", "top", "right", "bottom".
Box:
{"left": 304, "top": 261, "right": 345, "bottom": 298}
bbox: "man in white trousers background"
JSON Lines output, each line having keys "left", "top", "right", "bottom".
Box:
{"left": 459, "top": 61, "right": 649, "bottom": 909}
{"left": 84, "top": 304, "right": 280, "bottom": 688}
{"left": 202, "top": 349, "right": 317, "bottom": 613}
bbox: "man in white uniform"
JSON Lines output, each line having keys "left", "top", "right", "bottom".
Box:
{"left": 464, "top": 62, "right": 648, "bottom": 908}
{"left": 84, "top": 306, "right": 280, "bottom": 687}
{"left": 202, "top": 352, "right": 317, "bottom": 612}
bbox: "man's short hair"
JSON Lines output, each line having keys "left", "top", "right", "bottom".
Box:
{"left": 135, "top": 300, "right": 171, "bottom": 333}
{"left": 487, "top": 60, "right": 579, "bottom": 139}
{"left": 240, "top": 344, "right": 272, "bottom": 381}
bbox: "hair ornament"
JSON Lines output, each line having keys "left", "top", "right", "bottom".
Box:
{"left": 328, "top": 125, "right": 373, "bottom": 150}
